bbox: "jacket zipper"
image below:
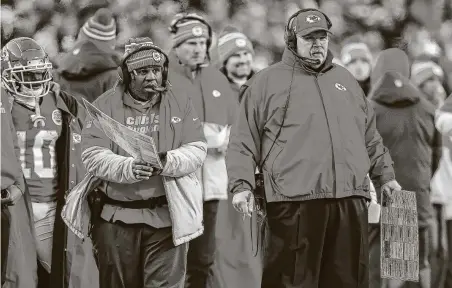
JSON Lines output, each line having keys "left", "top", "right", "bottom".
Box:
{"left": 313, "top": 75, "right": 337, "bottom": 198}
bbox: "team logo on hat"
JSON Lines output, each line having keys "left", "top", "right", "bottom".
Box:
{"left": 152, "top": 51, "right": 161, "bottom": 62}
{"left": 52, "top": 110, "right": 62, "bottom": 125}
{"left": 306, "top": 15, "right": 321, "bottom": 24}
{"left": 335, "top": 83, "right": 346, "bottom": 91}
{"left": 192, "top": 26, "right": 203, "bottom": 37}
{"left": 235, "top": 38, "right": 247, "bottom": 48}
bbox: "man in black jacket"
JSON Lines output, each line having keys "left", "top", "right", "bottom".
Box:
{"left": 368, "top": 48, "right": 441, "bottom": 288}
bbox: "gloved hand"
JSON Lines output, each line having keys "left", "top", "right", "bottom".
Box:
{"left": 232, "top": 190, "right": 254, "bottom": 217}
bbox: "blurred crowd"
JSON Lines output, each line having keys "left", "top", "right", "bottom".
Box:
{"left": 1, "top": 0, "right": 452, "bottom": 73}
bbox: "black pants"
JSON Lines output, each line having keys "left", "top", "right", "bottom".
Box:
{"left": 1, "top": 205, "right": 10, "bottom": 285}
{"left": 92, "top": 218, "right": 187, "bottom": 288}
{"left": 185, "top": 200, "right": 219, "bottom": 288}
{"left": 262, "top": 197, "right": 369, "bottom": 288}
{"left": 445, "top": 219, "right": 452, "bottom": 288}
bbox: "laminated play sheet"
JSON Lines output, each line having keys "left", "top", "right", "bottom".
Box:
{"left": 380, "top": 190, "right": 419, "bottom": 282}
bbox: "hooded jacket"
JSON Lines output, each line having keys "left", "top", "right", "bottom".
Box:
{"left": 368, "top": 49, "right": 441, "bottom": 227}
{"left": 227, "top": 47, "right": 395, "bottom": 202}
{"left": 167, "top": 50, "right": 237, "bottom": 201}
{"left": 64, "top": 82, "right": 207, "bottom": 246}
{"left": 56, "top": 41, "right": 121, "bottom": 103}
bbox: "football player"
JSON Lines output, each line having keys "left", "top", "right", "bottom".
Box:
{"left": 1, "top": 37, "right": 98, "bottom": 288}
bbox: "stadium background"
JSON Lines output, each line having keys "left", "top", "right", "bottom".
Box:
{"left": 1, "top": 0, "right": 451, "bottom": 73}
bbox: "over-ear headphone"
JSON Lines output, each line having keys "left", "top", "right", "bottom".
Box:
{"left": 117, "top": 45, "right": 169, "bottom": 91}
{"left": 169, "top": 13, "right": 213, "bottom": 49}
{"left": 284, "top": 8, "right": 332, "bottom": 51}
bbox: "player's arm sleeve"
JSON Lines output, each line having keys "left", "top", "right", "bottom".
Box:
{"left": 81, "top": 113, "right": 140, "bottom": 184}
{"left": 226, "top": 83, "right": 263, "bottom": 195}
{"left": 1, "top": 95, "right": 25, "bottom": 193}
{"left": 364, "top": 97, "right": 395, "bottom": 187}
{"left": 159, "top": 97, "right": 207, "bottom": 178}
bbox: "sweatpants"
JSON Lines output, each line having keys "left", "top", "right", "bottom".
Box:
{"left": 185, "top": 200, "right": 219, "bottom": 288}
{"left": 262, "top": 197, "right": 369, "bottom": 288}
{"left": 92, "top": 218, "right": 188, "bottom": 288}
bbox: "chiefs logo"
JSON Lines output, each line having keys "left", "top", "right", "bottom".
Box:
{"left": 1, "top": 47, "right": 9, "bottom": 62}
{"left": 152, "top": 52, "right": 161, "bottom": 62}
{"left": 306, "top": 15, "right": 321, "bottom": 24}
{"left": 192, "top": 26, "right": 203, "bottom": 37}
{"left": 335, "top": 83, "right": 347, "bottom": 91}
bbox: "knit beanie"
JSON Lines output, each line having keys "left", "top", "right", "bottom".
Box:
{"left": 123, "top": 37, "right": 166, "bottom": 72}
{"left": 340, "top": 42, "right": 372, "bottom": 66}
{"left": 169, "top": 13, "right": 210, "bottom": 48}
{"left": 78, "top": 8, "right": 116, "bottom": 47}
{"left": 217, "top": 26, "right": 254, "bottom": 65}
{"left": 411, "top": 61, "right": 444, "bottom": 87}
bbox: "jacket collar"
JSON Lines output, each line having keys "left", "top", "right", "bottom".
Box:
{"left": 281, "top": 47, "right": 334, "bottom": 75}
{"left": 51, "top": 82, "right": 77, "bottom": 119}
{"left": 168, "top": 49, "right": 210, "bottom": 79}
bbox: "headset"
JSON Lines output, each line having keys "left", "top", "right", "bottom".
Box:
{"left": 118, "top": 45, "right": 169, "bottom": 92}
{"left": 284, "top": 8, "right": 332, "bottom": 66}
{"left": 169, "top": 13, "right": 213, "bottom": 49}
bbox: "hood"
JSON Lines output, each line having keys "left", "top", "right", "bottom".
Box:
{"left": 371, "top": 48, "right": 410, "bottom": 88}
{"left": 368, "top": 71, "right": 422, "bottom": 106}
{"left": 281, "top": 47, "right": 334, "bottom": 75}
{"left": 58, "top": 41, "right": 121, "bottom": 79}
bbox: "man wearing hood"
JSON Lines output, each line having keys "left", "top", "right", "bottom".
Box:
{"left": 56, "top": 8, "right": 120, "bottom": 103}
{"left": 81, "top": 37, "right": 206, "bottom": 288}
{"left": 167, "top": 13, "right": 237, "bottom": 288}
{"left": 226, "top": 8, "right": 400, "bottom": 288}
{"left": 212, "top": 27, "right": 262, "bottom": 288}
{"left": 367, "top": 48, "right": 441, "bottom": 288}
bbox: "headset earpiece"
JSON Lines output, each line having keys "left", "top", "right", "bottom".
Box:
{"left": 284, "top": 8, "right": 333, "bottom": 50}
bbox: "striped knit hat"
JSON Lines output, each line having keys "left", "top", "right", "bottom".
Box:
{"left": 123, "top": 37, "right": 166, "bottom": 72}
{"left": 340, "top": 42, "right": 372, "bottom": 66}
{"left": 169, "top": 13, "right": 210, "bottom": 48}
{"left": 411, "top": 61, "right": 444, "bottom": 87}
{"left": 78, "top": 8, "right": 116, "bottom": 46}
{"left": 217, "top": 26, "right": 254, "bottom": 65}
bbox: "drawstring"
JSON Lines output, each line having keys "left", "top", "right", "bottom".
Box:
{"left": 249, "top": 60, "right": 296, "bottom": 258}
{"left": 31, "top": 96, "right": 46, "bottom": 127}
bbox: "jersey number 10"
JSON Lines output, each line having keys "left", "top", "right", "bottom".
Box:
{"left": 16, "top": 130, "right": 58, "bottom": 179}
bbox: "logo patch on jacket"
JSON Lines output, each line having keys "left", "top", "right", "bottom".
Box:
{"left": 212, "top": 90, "right": 221, "bottom": 97}
{"left": 171, "top": 116, "right": 181, "bottom": 124}
{"left": 335, "top": 83, "right": 346, "bottom": 91}
{"left": 0, "top": 102, "right": 5, "bottom": 114}
{"left": 72, "top": 133, "right": 81, "bottom": 144}
{"left": 52, "top": 110, "right": 62, "bottom": 125}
